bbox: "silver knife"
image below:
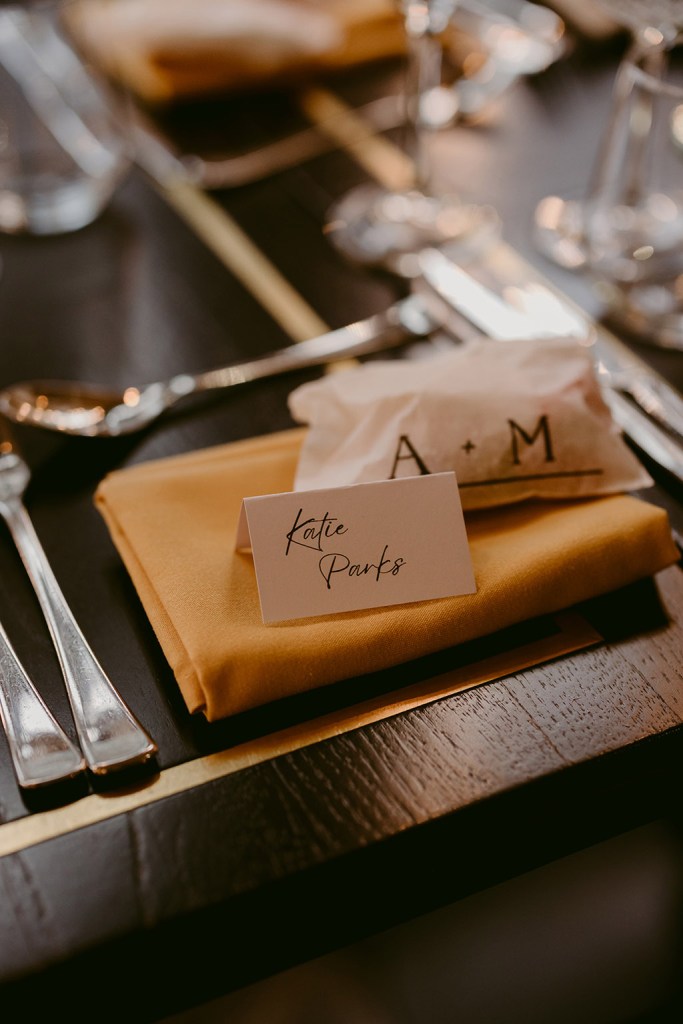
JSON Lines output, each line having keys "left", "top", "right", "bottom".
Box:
{"left": 416, "top": 247, "right": 683, "bottom": 484}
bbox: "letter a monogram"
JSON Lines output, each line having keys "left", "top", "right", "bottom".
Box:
{"left": 389, "top": 435, "right": 432, "bottom": 478}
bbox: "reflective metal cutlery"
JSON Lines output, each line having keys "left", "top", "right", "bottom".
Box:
{"left": 0, "top": 247, "right": 681, "bottom": 484}
{"left": 0, "top": 424, "right": 158, "bottom": 774}
{"left": 0, "top": 296, "right": 435, "bottom": 437}
{"left": 417, "top": 248, "right": 683, "bottom": 437}
{"left": 0, "top": 615, "right": 85, "bottom": 788}
{"left": 416, "top": 247, "right": 683, "bottom": 484}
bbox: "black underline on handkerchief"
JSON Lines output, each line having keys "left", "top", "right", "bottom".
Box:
{"left": 460, "top": 469, "right": 605, "bottom": 488}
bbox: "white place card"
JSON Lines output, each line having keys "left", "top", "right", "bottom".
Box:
{"left": 235, "top": 472, "right": 476, "bottom": 623}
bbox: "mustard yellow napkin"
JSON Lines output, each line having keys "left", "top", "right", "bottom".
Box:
{"left": 67, "top": 0, "right": 405, "bottom": 104}
{"left": 94, "top": 428, "right": 679, "bottom": 722}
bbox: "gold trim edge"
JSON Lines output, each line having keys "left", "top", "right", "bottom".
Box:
{"left": 0, "top": 612, "right": 600, "bottom": 859}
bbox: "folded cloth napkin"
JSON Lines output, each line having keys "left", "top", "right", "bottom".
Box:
{"left": 94, "top": 428, "right": 679, "bottom": 722}
{"left": 66, "top": 0, "right": 405, "bottom": 103}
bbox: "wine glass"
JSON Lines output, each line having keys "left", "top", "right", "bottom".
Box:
{"left": 324, "top": 0, "right": 500, "bottom": 277}
{"left": 533, "top": 1, "right": 683, "bottom": 348}
{"left": 0, "top": 0, "right": 131, "bottom": 235}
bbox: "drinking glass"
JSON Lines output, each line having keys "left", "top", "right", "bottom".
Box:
{"left": 324, "top": 0, "right": 499, "bottom": 276}
{"left": 533, "top": 1, "right": 683, "bottom": 348}
{"left": 0, "top": 0, "right": 130, "bottom": 235}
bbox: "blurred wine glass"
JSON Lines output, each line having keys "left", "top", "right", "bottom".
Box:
{"left": 324, "top": 0, "right": 500, "bottom": 277}
{"left": 0, "top": 0, "right": 131, "bottom": 236}
{"left": 450, "top": 0, "right": 565, "bottom": 120}
{"left": 534, "top": 0, "right": 683, "bottom": 348}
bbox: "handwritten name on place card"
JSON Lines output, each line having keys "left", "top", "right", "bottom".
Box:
{"left": 235, "top": 473, "right": 476, "bottom": 623}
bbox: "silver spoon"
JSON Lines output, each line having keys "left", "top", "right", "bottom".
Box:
{"left": 0, "top": 296, "right": 436, "bottom": 438}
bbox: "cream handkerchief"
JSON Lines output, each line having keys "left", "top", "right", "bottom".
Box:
{"left": 288, "top": 336, "right": 653, "bottom": 510}
{"left": 94, "top": 429, "right": 679, "bottom": 722}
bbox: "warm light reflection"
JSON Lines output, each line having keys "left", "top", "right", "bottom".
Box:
{"left": 420, "top": 86, "right": 459, "bottom": 127}
{"left": 643, "top": 26, "right": 664, "bottom": 47}
{"left": 483, "top": 25, "right": 530, "bottom": 64}
{"left": 0, "top": 441, "right": 12, "bottom": 454}
{"left": 536, "top": 195, "right": 563, "bottom": 226}
{"left": 123, "top": 387, "right": 140, "bottom": 406}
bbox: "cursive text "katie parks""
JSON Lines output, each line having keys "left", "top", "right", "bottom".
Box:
{"left": 285, "top": 508, "right": 406, "bottom": 590}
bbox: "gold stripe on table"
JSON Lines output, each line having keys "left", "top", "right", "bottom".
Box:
{"left": 0, "top": 612, "right": 599, "bottom": 858}
{"left": 154, "top": 86, "right": 413, "bottom": 349}
{"left": 154, "top": 82, "right": 414, "bottom": 342}
{"left": 159, "top": 178, "right": 329, "bottom": 342}
{"left": 298, "top": 86, "right": 415, "bottom": 193}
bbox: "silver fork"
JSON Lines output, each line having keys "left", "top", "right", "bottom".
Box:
{"left": 0, "top": 615, "right": 85, "bottom": 788}
{"left": 0, "top": 423, "right": 158, "bottom": 774}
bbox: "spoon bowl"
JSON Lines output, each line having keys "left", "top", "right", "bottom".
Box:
{"left": 0, "top": 295, "right": 437, "bottom": 438}
{"left": 0, "top": 379, "right": 186, "bottom": 437}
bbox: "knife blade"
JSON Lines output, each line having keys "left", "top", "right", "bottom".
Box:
{"left": 416, "top": 247, "right": 683, "bottom": 485}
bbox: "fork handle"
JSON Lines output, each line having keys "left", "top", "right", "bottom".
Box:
{"left": 0, "top": 619, "right": 85, "bottom": 788}
{"left": 2, "top": 497, "right": 157, "bottom": 774}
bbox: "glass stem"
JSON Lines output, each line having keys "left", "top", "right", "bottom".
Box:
{"left": 403, "top": 7, "right": 445, "bottom": 193}
{"left": 585, "top": 34, "right": 668, "bottom": 211}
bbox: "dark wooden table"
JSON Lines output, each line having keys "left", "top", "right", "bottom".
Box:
{"left": 0, "top": 23, "right": 682, "bottom": 1023}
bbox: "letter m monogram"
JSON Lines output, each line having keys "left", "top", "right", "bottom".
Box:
{"left": 508, "top": 415, "right": 555, "bottom": 465}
